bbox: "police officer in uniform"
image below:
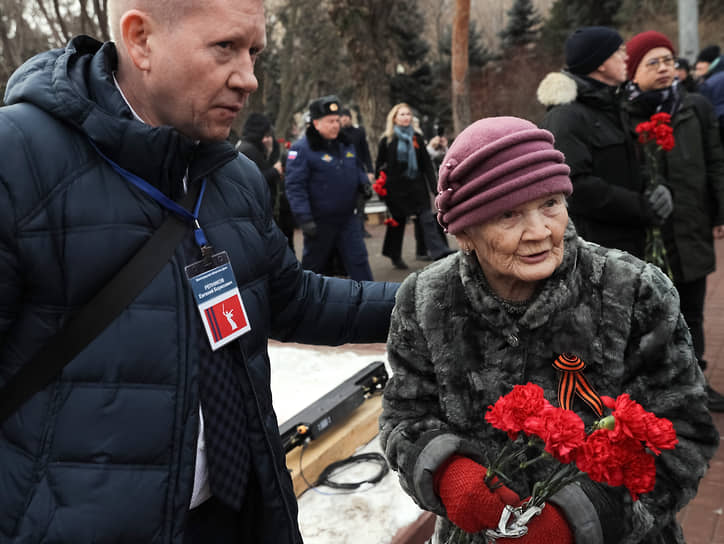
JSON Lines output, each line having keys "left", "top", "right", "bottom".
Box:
{"left": 285, "top": 95, "right": 374, "bottom": 280}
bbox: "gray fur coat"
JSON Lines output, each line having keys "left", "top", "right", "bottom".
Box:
{"left": 380, "top": 223, "right": 718, "bottom": 544}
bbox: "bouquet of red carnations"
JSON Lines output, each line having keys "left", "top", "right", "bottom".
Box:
{"left": 373, "top": 171, "right": 388, "bottom": 197}
{"left": 445, "top": 382, "right": 677, "bottom": 543}
{"left": 635, "top": 112, "right": 675, "bottom": 279}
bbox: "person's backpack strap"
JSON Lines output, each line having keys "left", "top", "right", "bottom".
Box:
{"left": 0, "top": 181, "right": 202, "bottom": 422}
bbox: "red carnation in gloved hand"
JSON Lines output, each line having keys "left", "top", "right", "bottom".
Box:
{"left": 499, "top": 501, "right": 573, "bottom": 544}
{"left": 434, "top": 455, "right": 520, "bottom": 533}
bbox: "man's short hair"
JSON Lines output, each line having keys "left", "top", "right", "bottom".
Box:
{"left": 107, "top": 0, "right": 198, "bottom": 42}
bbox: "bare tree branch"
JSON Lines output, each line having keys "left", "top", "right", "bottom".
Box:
{"left": 35, "top": 0, "right": 64, "bottom": 45}
{"left": 94, "top": 0, "right": 110, "bottom": 41}
{"left": 52, "top": 0, "right": 71, "bottom": 42}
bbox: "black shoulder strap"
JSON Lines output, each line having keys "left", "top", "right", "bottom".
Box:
{"left": 0, "top": 182, "right": 202, "bottom": 422}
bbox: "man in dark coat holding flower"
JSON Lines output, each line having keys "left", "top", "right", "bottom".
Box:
{"left": 624, "top": 30, "right": 724, "bottom": 412}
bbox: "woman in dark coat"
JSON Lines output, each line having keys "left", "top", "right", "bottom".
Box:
{"left": 380, "top": 117, "right": 717, "bottom": 544}
{"left": 375, "top": 103, "right": 451, "bottom": 269}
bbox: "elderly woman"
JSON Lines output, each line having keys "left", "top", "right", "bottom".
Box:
{"left": 380, "top": 117, "right": 718, "bottom": 544}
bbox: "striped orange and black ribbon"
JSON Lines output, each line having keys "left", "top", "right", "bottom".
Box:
{"left": 553, "top": 353, "right": 603, "bottom": 417}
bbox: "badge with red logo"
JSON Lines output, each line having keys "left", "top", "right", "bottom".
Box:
{"left": 185, "top": 251, "right": 251, "bottom": 350}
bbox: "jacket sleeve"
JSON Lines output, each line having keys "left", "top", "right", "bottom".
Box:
{"left": 541, "top": 106, "right": 653, "bottom": 227}
{"left": 269, "top": 256, "right": 399, "bottom": 344}
{"left": 380, "top": 275, "right": 488, "bottom": 515}
{"left": 283, "top": 144, "right": 314, "bottom": 225}
{"left": 250, "top": 155, "right": 398, "bottom": 344}
{"left": 614, "top": 263, "right": 719, "bottom": 542}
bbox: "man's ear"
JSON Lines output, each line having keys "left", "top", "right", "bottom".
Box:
{"left": 119, "top": 10, "right": 155, "bottom": 71}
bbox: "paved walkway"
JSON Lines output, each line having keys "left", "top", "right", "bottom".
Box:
{"left": 290, "top": 222, "right": 724, "bottom": 542}
{"left": 677, "top": 236, "right": 724, "bottom": 543}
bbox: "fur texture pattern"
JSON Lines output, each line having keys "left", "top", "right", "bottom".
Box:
{"left": 537, "top": 72, "right": 579, "bottom": 107}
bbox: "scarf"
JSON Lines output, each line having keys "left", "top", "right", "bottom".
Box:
{"left": 394, "top": 124, "right": 418, "bottom": 179}
{"left": 625, "top": 79, "right": 682, "bottom": 117}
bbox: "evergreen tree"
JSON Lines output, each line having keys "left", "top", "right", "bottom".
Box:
{"left": 540, "top": 0, "right": 623, "bottom": 54}
{"left": 500, "top": 0, "right": 541, "bottom": 50}
{"left": 386, "top": 2, "right": 437, "bottom": 126}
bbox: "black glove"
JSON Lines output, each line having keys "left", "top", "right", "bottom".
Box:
{"left": 359, "top": 182, "right": 373, "bottom": 200}
{"left": 300, "top": 221, "right": 318, "bottom": 238}
{"left": 645, "top": 184, "right": 673, "bottom": 224}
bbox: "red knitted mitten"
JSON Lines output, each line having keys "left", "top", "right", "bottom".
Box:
{"left": 434, "top": 455, "right": 520, "bottom": 533}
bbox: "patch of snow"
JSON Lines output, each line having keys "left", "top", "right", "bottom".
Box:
{"left": 269, "top": 345, "right": 425, "bottom": 543}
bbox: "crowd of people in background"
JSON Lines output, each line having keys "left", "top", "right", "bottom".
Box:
{"left": 237, "top": 26, "right": 724, "bottom": 414}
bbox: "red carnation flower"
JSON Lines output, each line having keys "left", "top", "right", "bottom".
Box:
{"left": 523, "top": 406, "right": 586, "bottom": 464}
{"left": 485, "top": 383, "right": 551, "bottom": 441}
{"left": 622, "top": 446, "right": 657, "bottom": 500}
{"left": 602, "top": 394, "right": 678, "bottom": 455}
{"left": 576, "top": 430, "right": 628, "bottom": 488}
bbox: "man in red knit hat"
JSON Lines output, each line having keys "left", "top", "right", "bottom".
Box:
{"left": 625, "top": 30, "right": 724, "bottom": 412}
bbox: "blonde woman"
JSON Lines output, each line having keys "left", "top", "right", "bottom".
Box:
{"left": 375, "top": 103, "right": 452, "bottom": 269}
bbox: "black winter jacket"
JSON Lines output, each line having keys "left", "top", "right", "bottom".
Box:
{"left": 0, "top": 36, "right": 397, "bottom": 543}
{"left": 625, "top": 87, "right": 724, "bottom": 283}
{"left": 538, "top": 72, "right": 653, "bottom": 258}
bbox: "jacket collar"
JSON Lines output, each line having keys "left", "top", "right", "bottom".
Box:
{"left": 305, "top": 123, "right": 351, "bottom": 152}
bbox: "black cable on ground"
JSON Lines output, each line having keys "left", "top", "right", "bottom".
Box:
{"left": 298, "top": 444, "right": 390, "bottom": 495}
{"left": 315, "top": 452, "right": 389, "bottom": 490}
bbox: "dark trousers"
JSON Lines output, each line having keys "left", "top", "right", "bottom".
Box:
{"left": 383, "top": 208, "right": 449, "bottom": 260}
{"left": 184, "top": 471, "right": 264, "bottom": 543}
{"left": 676, "top": 276, "right": 707, "bottom": 367}
{"left": 302, "top": 216, "right": 373, "bottom": 281}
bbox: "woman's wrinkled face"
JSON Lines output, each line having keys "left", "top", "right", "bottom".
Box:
{"left": 455, "top": 193, "right": 568, "bottom": 301}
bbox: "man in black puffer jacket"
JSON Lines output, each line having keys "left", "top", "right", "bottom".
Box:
{"left": 0, "top": 1, "right": 397, "bottom": 542}
{"left": 537, "top": 26, "right": 673, "bottom": 259}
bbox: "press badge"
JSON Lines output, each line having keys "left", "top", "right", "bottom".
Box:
{"left": 185, "top": 251, "right": 251, "bottom": 350}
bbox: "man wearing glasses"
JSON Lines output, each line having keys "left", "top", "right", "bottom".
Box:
{"left": 625, "top": 31, "right": 724, "bottom": 412}
{"left": 537, "top": 27, "right": 668, "bottom": 261}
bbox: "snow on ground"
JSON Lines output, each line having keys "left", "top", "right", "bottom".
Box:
{"left": 269, "top": 344, "right": 425, "bottom": 544}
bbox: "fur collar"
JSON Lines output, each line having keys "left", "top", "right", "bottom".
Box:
{"left": 537, "top": 72, "right": 579, "bottom": 107}
{"left": 305, "top": 123, "right": 351, "bottom": 152}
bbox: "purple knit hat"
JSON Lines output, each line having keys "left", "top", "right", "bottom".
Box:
{"left": 435, "top": 117, "right": 572, "bottom": 234}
